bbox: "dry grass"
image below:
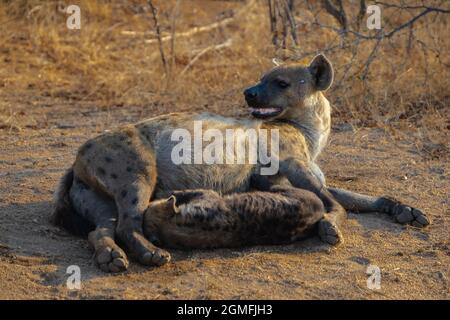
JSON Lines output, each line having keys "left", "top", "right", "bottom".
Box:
{"left": 0, "top": 1, "right": 448, "bottom": 300}
{"left": 0, "top": 0, "right": 448, "bottom": 157}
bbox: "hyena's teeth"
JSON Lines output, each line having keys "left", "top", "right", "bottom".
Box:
{"left": 249, "top": 107, "right": 281, "bottom": 115}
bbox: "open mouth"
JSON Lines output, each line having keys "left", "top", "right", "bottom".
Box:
{"left": 249, "top": 107, "right": 283, "bottom": 119}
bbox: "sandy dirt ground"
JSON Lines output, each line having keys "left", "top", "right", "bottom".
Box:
{"left": 0, "top": 92, "right": 448, "bottom": 300}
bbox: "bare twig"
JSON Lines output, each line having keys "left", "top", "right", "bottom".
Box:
{"left": 121, "top": 30, "right": 158, "bottom": 36}
{"left": 145, "top": 16, "right": 234, "bottom": 44}
{"left": 361, "top": 33, "right": 383, "bottom": 80}
{"left": 283, "top": 0, "right": 298, "bottom": 46}
{"left": 374, "top": 1, "right": 450, "bottom": 12}
{"left": 180, "top": 39, "right": 233, "bottom": 76}
{"left": 333, "top": 37, "right": 361, "bottom": 90}
{"left": 147, "top": 0, "right": 168, "bottom": 76}
{"left": 169, "top": 0, "right": 180, "bottom": 81}
{"left": 356, "top": 0, "right": 366, "bottom": 30}
{"left": 144, "top": 0, "right": 255, "bottom": 44}
{"left": 268, "top": 0, "right": 276, "bottom": 36}
{"left": 276, "top": 0, "right": 288, "bottom": 49}
{"left": 267, "top": 0, "right": 298, "bottom": 50}
{"left": 322, "top": 0, "right": 348, "bottom": 32}
{"left": 347, "top": 7, "right": 448, "bottom": 40}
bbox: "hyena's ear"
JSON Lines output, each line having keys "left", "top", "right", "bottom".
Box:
{"left": 308, "top": 54, "right": 333, "bottom": 91}
{"left": 167, "top": 195, "right": 180, "bottom": 214}
{"left": 171, "top": 190, "right": 207, "bottom": 205}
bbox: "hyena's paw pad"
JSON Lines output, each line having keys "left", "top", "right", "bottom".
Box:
{"left": 318, "top": 218, "right": 344, "bottom": 246}
{"left": 95, "top": 245, "right": 129, "bottom": 273}
{"left": 393, "top": 205, "right": 430, "bottom": 228}
{"left": 140, "top": 248, "right": 171, "bottom": 267}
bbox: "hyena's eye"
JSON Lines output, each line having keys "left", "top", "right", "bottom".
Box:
{"left": 276, "top": 80, "right": 290, "bottom": 88}
{"left": 299, "top": 79, "right": 306, "bottom": 84}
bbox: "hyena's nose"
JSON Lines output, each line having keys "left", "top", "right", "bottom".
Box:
{"left": 244, "top": 87, "right": 258, "bottom": 100}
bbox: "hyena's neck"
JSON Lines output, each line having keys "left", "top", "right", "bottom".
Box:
{"left": 285, "top": 92, "right": 331, "bottom": 160}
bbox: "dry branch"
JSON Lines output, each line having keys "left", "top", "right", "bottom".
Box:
{"left": 267, "top": 0, "right": 298, "bottom": 50}
{"left": 299, "top": 1, "right": 450, "bottom": 85}
{"left": 180, "top": 39, "right": 233, "bottom": 76}
{"left": 144, "top": 0, "right": 255, "bottom": 44}
{"left": 356, "top": 0, "right": 366, "bottom": 30}
{"left": 169, "top": 0, "right": 181, "bottom": 80}
{"left": 283, "top": 0, "right": 298, "bottom": 46}
{"left": 147, "top": 0, "right": 168, "bottom": 76}
{"left": 322, "top": 0, "right": 348, "bottom": 32}
{"left": 346, "top": 7, "right": 448, "bottom": 40}
{"left": 361, "top": 34, "right": 382, "bottom": 80}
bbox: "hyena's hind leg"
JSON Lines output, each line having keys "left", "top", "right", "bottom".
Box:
{"left": 74, "top": 130, "right": 170, "bottom": 267}
{"left": 114, "top": 179, "right": 171, "bottom": 266}
{"left": 328, "top": 187, "right": 430, "bottom": 227}
{"left": 70, "top": 178, "right": 129, "bottom": 272}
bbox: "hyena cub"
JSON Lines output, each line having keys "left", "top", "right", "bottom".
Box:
{"left": 143, "top": 185, "right": 325, "bottom": 249}
{"left": 68, "top": 174, "right": 326, "bottom": 271}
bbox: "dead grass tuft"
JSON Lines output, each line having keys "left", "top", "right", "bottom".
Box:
{"left": 0, "top": 0, "right": 448, "bottom": 157}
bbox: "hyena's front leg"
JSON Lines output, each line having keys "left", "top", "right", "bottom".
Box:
{"left": 114, "top": 178, "right": 171, "bottom": 266}
{"left": 280, "top": 158, "right": 346, "bottom": 245}
{"left": 328, "top": 187, "right": 430, "bottom": 227}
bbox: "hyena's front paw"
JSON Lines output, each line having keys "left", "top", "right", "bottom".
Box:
{"left": 95, "top": 244, "right": 129, "bottom": 273}
{"left": 131, "top": 233, "right": 171, "bottom": 267}
{"left": 318, "top": 218, "right": 344, "bottom": 245}
{"left": 391, "top": 204, "right": 430, "bottom": 228}
{"left": 140, "top": 247, "right": 171, "bottom": 267}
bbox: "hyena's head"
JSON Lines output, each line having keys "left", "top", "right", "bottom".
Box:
{"left": 243, "top": 54, "right": 333, "bottom": 120}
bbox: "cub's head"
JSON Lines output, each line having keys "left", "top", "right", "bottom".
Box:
{"left": 243, "top": 54, "right": 333, "bottom": 120}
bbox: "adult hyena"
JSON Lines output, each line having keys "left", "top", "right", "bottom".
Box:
{"left": 53, "top": 54, "right": 429, "bottom": 272}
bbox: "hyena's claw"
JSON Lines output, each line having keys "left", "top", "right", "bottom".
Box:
{"left": 393, "top": 204, "right": 430, "bottom": 227}
{"left": 141, "top": 248, "right": 171, "bottom": 266}
{"left": 412, "top": 208, "right": 430, "bottom": 227}
{"left": 95, "top": 245, "right": 129, "bottom": 273}
{"left": 318, "top": 218, "right": 344, "bottom": 245}
{"left": 118, "top": 229, "right": 171, "bottom": 267}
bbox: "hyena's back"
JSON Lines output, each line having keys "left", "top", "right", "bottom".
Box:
{"left": 143, "top": 186, "right": 325, "bottom": 249}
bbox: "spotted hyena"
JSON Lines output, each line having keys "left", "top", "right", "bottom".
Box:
{"left": 52, "top": 54, "right": 430, "bottom": 272}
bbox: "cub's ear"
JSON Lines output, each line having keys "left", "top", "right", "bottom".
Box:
{"left": 167, "top": 195, "right": 180, "bottom": 214}
{"left": 308, "top": 54, "right": 333, "bottom": 91}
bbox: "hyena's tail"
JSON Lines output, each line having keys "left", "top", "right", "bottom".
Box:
{"left": 51, "top": 168, "right": 93, "bottom": 236}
